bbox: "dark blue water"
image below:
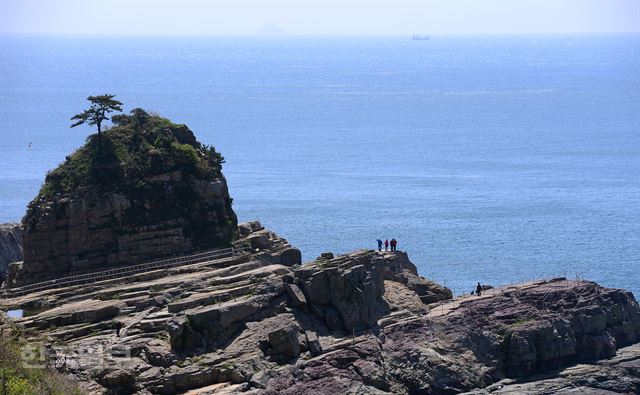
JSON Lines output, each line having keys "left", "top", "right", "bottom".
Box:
{"left": 1, "top": 35, "right": 639, "bottom": 296}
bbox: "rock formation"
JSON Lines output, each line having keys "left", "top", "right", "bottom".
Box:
{"left": 0, "top": 223, "right": 637, "bottom": 394}
{"left": 1, "top": 111, "right": 638, "bottom": 394}
{"left": 9, "top": 112, "right": 237, "bottom": 287}
{"left": 463, "top": 343, "right": 640, "bottom": 394}
{"left": 0, "top": 222, "right": 23, "bottom": 281}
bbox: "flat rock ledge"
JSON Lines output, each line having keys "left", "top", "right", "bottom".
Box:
{"left": 0, "top": 223, "right": 638, "bottom": 395}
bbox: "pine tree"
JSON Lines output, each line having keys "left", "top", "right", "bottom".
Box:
{"left": 70, "top": 94, "right": 123, "bottom": 136}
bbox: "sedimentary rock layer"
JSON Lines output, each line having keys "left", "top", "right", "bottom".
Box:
{"left": 10, "top": 117, "right": 237, "bottom": 286}
{"left": 1, "top": 223, "right": 637, "bottom": 394}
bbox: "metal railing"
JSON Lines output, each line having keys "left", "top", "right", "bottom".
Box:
{"left": 0, "top": 246, "right": 250, "bottom": 299}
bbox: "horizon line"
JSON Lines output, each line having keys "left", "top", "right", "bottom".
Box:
{"left": 2, "top": 31, "right": 639, "bottom": 37}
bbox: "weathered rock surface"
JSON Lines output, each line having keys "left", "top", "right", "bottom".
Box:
{"left": 0, "top": 222, "right": 22, "bottom": 281}
{"left": 1, "top": 225, "right": 638, "bottom": 395}
{"left": 463, "top": 343, "right": 640, "bottom": 394}
{"left": 11, "top": 117, "right": 237, "bottom": 287}
{"left": 268, "top": 326, "right": 301, "bottom": 358}
{"left": 383, "top": 250, "right": 453, "bottom": 304}
{"left": 296, "top": 250, "right": 390, "bottom": 331}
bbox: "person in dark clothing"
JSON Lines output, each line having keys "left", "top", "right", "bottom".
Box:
{"left": 390, "top": 239, "right": 397, "bottom": 251}
{"left": 377, "top": 239, "right": 383, "bottom": 251}
{"left": 476, "top": 282, "right": 482, "bottom": 297}
{"left": 384, "top": 239, "right": 389, "bottom": 251}
{"left": 115, "top": 321, "right": 123, "bottom": 337}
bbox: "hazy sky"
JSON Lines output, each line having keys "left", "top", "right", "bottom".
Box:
{"left": 1, "top": 0, "right": 639, "bottom": 35}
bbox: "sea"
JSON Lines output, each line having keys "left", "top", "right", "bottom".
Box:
{"left": 1, "top": 34, "right": 639, "bottom": 297}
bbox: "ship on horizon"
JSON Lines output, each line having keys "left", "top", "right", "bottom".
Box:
{"left": 411, "top": 34, "right": 431, "bottom": 41}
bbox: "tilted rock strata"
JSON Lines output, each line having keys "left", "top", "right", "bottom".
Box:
{"left": 0, "top": 225, "right": 638, "bottom": 394}
{"left": 260, "top": 280, "right": 640, "bottom": 395}
{"left": 11, "top": 117, "right": 237, "bottom": 287}
{"left": 462, "top": 343, "right": 640, "bottom": 394}
{"left": 0, "top": 222, "right": 23, "bottom": 281}
{"left": 12, "top": 177, "right": 234, "bottom": 286}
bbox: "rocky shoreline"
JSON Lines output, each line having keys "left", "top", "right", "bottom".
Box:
{"left": 1, "top": 222, "right": 638, "bottom": 394}
{"left": 1, "top": 113, "right": 638, "bottom": 394}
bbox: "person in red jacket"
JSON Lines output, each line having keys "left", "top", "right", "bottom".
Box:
{"left": 384, "top": 239, "right": 389, "bottom": 251}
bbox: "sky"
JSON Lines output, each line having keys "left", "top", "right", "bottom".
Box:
{"left": 1, "top": 0, "right": 639, "bottom": 35}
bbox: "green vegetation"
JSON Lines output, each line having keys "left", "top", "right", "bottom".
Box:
{"left": 149, "top": 284, "right": 164, "bottom": 293}
{"left": 25, "top": 105, "right": 235, "bottom": 249}
{"left": 44, "top": 109, "right": 224, "bottom": 196}
{"left": 70, "top": 94, "right": 123, "bottom": 136}
{"left": 0, "top": 325, "right": 82, "bottom": 395}
{"left": 508, "top": 318, "right": 532, "bottom": 327}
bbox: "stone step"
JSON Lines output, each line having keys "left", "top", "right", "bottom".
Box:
{"left": 146, "top": 311, "right": 172, "bottom": 320}
{"left": 117, "top": 290, "right": 151, "bottom": 300}
{"left": 47, "top": 321, "right": 113, "bottom": 341}
{"left": 167, "top": 283, "right": 256, "bottom": 313}
{"left": 120, "top": 307, "right": 137, "bottom": 315}
{"left": 138, "top": 317, "right": 170, "bottom": 332}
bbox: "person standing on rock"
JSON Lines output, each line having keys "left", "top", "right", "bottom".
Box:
{"left": 384, "top": 239, "right": 389, "bottom": 251}
{"left": 377, "top": 239, "right": 383, "bottom": 251}
{"left": 390, "top": 238, "right": 397, "bottom": 251}
{"left": 115, "top": 321, "right": 123, "bottom": 337}
{"left": 476, "top": 282, "right": 482, "bottom": 297}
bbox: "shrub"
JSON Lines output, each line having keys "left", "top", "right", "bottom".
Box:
{"left": 0, "top": 325, "right": 82, "bottom": 395}
{"left": 24, "top": 111, "right": 236, "bottom": 246}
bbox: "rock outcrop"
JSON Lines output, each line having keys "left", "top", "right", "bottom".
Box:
{"left": 260, "top": 279, "right": 640, "bottom": 395}
{"left": 0, "top": 223, "right": 23, "bottom": 281}
{"left": 296, "top": 250, "right": 389, "bottom": 331}
{"left": 10, "top": 112, "right": 237, "bottom": 286}
{"left": 1, "top": 223, "right": 637, "bottom": 395}
{"left": 464, "top": 343, "right": 640, "bottom": 394}
{"left": 3, "top": 107, "right": 638, "bottom": 394}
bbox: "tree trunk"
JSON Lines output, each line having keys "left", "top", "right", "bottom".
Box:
{"left": 97, "top": 122, "right": 103, "bottom": 156}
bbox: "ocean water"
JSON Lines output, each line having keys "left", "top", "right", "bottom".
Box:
{"left": 1, "top": 34, "right": 639, "bottom": 296}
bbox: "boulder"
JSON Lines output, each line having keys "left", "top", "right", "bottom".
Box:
{"left": 268, "top": 327, "right": 301, "bottom": 358}
{"left": 382, "top": 251, "right": 452, "bottom": 303}
{"left": 297, "top": 253, "right": 389, "bottom": 331}
{"left": 319, "top": 252, "right": 334, "bottom": 260}
{"left": 284, "top": 283, "right": 308, "bottom": 311}
{"left": 99, "top": 369, "right": 136, "bottom": 393}
{"left": 247, "top": 233, "right": 270, "bottom": 250}
{"left": 237, "top": 223, "right": 253, "bottom": 237}
{"left": 279, "top": 248, "right": 302, "bottom": 266}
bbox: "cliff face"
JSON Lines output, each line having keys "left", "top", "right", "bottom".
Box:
{"left": 9, "top": 112, "right": 237, "bottom": 286}
{"left": 2, "top": 224, "right": 637, "bottom": 395}
{"left": 0, "top": 223, "right": 23, "bottom": 280}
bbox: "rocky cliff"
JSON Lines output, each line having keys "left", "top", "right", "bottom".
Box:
{"left": 0, "top": 223, "right": 23, "bottom": 281}
{"left": 1, "top": 110, "right": 638, "bottom": 395}
{"left": 9, "top": 111, "right": 237, "bottom": 287}
{"left": 0, "top": 223, "right": 637, "bottom": 394}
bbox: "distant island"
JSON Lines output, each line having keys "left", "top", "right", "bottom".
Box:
{"left": 256, "top": 24, "right": 288, "bottom": 35}
{"left": 411, "top": 34, "right": 431, "bottom": 41}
